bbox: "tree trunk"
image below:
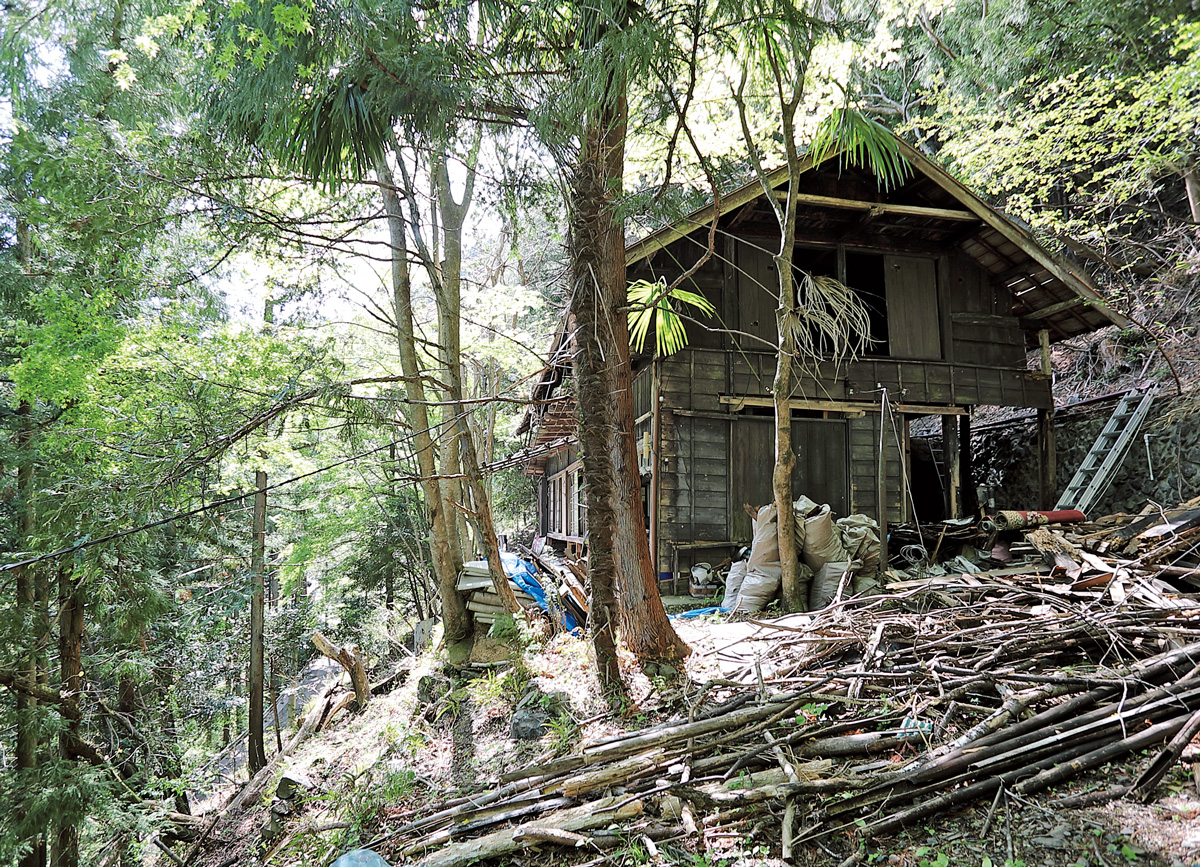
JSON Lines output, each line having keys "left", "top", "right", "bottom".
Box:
{"left": 770, "top": 99, "right": 805, "bottom": 611}
{"left": 54, "top": 564, "right": 84, "bottom": 867}
{"left": 606, "top": 191, "right": 688, "bottom": 661}
{"left": 15, "top": 399, "right": 46, "bottom": 867}
{"left": 570, "top": 91, "right": 627, "bottom": 694}
{"left": 435, "top": 154, "right": 521, "bottom": 615}
{"left": 248, "top": 470, "right": 267, "bottom": 776}
{"left": 772, "top": 331, "right": 803, "bottom": 610}
{"left": 1184, "top": 164, "right": 1200, "bottom": 224}
{"left": 377, "top": 153, "right": 471, "bottom": 645}
{"left": 312, "top": 630, "right": 370, "bottom": 711}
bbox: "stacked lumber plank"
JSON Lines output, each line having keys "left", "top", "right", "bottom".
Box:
{"left": 373, "top": 576, "right": 1200, "bottom": 867}
{"left": 526, "top": 548, "right": 588, "bottom": 627}
{"left": 456, "top": 565, "right": 537, "bottom": 625}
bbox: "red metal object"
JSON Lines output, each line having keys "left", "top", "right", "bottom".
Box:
{"left": 993, "top": 509, "right": 1087, "bottom": 530}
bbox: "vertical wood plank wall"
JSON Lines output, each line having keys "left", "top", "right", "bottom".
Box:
{"left": 621, "top": 230, "right": 1049, "bottom": 573}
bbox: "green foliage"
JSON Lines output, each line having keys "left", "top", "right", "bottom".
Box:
{"left": 810, "top": 107, "right": 909, "bottom": 191}
{"left": 627, "top": 278, "right": 716, "bottom": 356}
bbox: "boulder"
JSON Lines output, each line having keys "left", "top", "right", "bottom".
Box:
{"left": 510, "top": 709, "right": 548, "bottom": 740}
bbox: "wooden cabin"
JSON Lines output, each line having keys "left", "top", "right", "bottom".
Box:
{"left": 519, "top": 138, "right": 1128, "bottom": 578}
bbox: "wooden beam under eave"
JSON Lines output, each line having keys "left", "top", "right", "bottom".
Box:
{"left": 720, "top": 394, "right": 969, "bottom": 416}
{"left": 775, "top": 191, "right": 980, "bottom": 222}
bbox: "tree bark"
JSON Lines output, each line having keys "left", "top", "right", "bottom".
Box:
{"left": 773, "top": 177, "right": 804, "bottom": 611}
{"left": 1184, "top": 164, "right": 1200, "bottom": 224}
{"left": 248, "top": 470, "right": 267, "bottom": 776}
{"left": 570, "top": 98, "right": 625, "bottom": 693}
{"left": 15, "top": 399, "right": 46, "bottom": 867}
{"left": 311, "top": 630, "right": 371, "bottom": 711}
{"left": 377, "top": 153, "right": 471, "bottom": 644}
{"left": 607, "top": 200, "right": 688, "bottom": 661}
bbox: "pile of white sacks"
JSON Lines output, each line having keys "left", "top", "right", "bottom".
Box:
{"left": 721, "top": 496, "right": 883, "bottom": 613}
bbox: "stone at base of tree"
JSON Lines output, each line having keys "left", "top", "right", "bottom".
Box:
{"left": 417, "top": 674, "right": 451, "bottom": 707}
{"left": 642, "top": 662, "right": 680, "bottom": 680}
{"left": 328, "top": 849, "right": 390, "bottom": 867}
{"left": 445, "top": 636, "right": 474, "bottom": 666}
{"left": 275, "top": 770, "right": 315, "bottom": 800}
{"left": 511, "top": 709, "right": 548, "bottom": 740}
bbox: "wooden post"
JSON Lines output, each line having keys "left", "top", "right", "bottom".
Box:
{"left": 960, "top": 414, "right": 978, "bottom": 517}
{"left": 942, "top": 414, "right": 960, "bottom": 519}
{"left": 248, "top": 470, "right": 267, "bottom": 775}
{"left": 1038, "top": 330, "right": 1057, "bottom": 510}
{"left": 877, "top": 409, "right": 888, "bottom": 565}
{"left": 649, "top": 358, "right": 660, "bottom": 580}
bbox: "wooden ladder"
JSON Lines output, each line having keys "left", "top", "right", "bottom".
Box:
{"left": 1055, "top": 387, "right": 1157, "bottom": 514}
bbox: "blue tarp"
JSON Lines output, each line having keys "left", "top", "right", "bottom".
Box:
{"left": 465, "top": 554, "right": 580, "bottom": 634}
{"left": 669, "top": 606, "right": 728, "bottom": 620}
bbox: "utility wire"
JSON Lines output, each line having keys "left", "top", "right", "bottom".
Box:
{"left": 1, "top": 438, "right": 409, "bottom": 573}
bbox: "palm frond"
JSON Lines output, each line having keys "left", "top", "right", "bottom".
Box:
{"left": 628, "top": 278, "right": 716, "bottom": 356}
{"left": 287, "top": 80, "right": 391, "bottom": 190}
{"left": 782, "top": 273, "right": 874, "bottom": 372}
{"left": 809, "top": 108, "right": 910, "bottom": 191}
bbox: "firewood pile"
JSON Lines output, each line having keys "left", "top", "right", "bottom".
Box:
{"left": 373, "top": 573, "right": 1200, "bottom": 867}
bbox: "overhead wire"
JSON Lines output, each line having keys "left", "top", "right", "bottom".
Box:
{"left": 0, "top": 414, "right": 480, "bottom": 574}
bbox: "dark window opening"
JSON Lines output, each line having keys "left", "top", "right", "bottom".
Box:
{"left": 793, "top": 248, "right": 890, "bottom": 358}
{"left": 845, "top": 253, "right": 889, "bottom": 356}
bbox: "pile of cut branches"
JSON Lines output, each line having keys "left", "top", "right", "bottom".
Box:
{"left": 374, "top": 578, "right": 1200, "bottom": 867}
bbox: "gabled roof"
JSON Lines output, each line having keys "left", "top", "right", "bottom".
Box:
{"left": 627, "top": 138, "right": 1130, "bottom": 340}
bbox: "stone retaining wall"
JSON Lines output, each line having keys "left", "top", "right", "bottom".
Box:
{"left": 970, "top": 395, "right": 1200, "bottom": 517}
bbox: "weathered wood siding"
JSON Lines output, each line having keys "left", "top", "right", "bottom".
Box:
{"left": 946, "top": 250, "right": 1027, "bottom": 368}
{"left": 885, "top": 255, "right": 941, "bottom": 360}
{"left": 624, "top": 224, "right": 1047, "bottom": 561}
{"left": 728, "top": 416, "right": 851, "bottom": 542}
{"left": 658, "top": 411, "right": 729, "bottom": 545}
{"left": 847, "top": 413, "right": 905, "bottom": 520}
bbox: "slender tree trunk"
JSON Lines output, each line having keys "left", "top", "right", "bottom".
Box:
{"left": 15, "top": 400, "right": 46, "bottom": 867}
{"left": 248, "top": 471, "right": 267, "bottom": 776}
{"left": 435, "top": 155, "right": 521, "bottom": 615}
{"left": 1184, "top": 164, "right": 1200, "bottom": 224}
{"left": 54, "top": 564, "right": 84, "bottom": 867}
{"left": 773, "top": 265, "right": 803, "bottom": 610}
{"left": 377, "top": 154, "right": 471, "bottom": 644}
{"left": 771, "top": 99, "right": 805, "bottom": 612}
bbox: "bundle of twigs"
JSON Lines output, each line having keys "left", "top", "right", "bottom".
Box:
{"left": 376, "top": 580, "right": 1200, "bottom": 867}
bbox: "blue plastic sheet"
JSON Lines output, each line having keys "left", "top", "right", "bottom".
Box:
{"left": 669, "top": 606, "right": 728, "bottom": 620}
{"left": 465, "top": 554, "right": 580, "bottom": 634}
{"left": 328, "top": 850, "right": 389, "bottom": 867}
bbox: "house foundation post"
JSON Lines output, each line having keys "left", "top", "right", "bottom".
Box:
{"left": 1037, "top": 329, "right": 1057, "bottom": 510}
{"left": 942, "top": 414, "right": 960, "bottom": 519}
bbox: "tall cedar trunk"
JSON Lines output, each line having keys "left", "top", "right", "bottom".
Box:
{"left": 435, "top": 157, "right": 521, "bottom": 615}
{"left": 54, "top": 564, "right": 84, "bottom": 867}
{"left": 604, "top": 164, "right": 689, "bottom": 661}
{"left": 570, "top": 98, "right": 626, "bottom": 693}
{"left": 248, "top": 470, "right": 267, "bottom": 775}
{"left": 15, "top": 400, "right": 46, "bottom": 867}
{"left": 377, "top": 155, "right": 471, "bottom": 644}
{"left": 439, "top": 432, "right": 466, "bottom": 569}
